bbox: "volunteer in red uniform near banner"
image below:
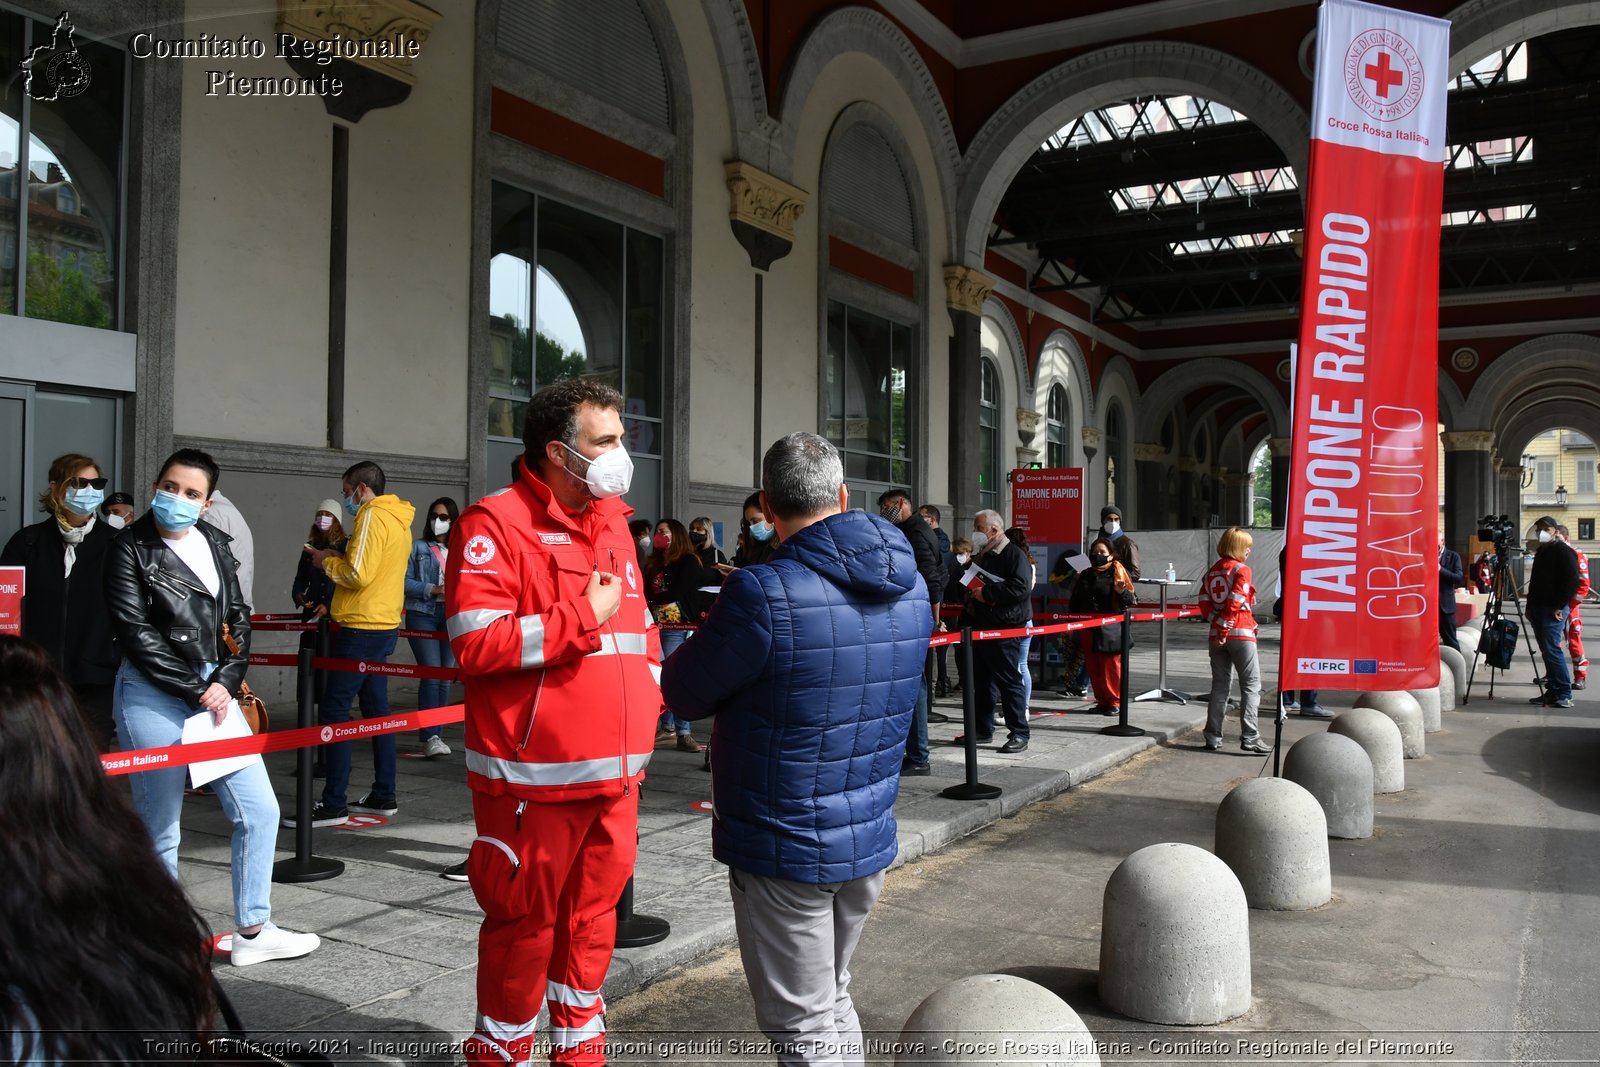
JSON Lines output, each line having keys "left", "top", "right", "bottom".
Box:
{"left": 1559, "top": 524, "right": 1589, "bottom": 689}
{"left": 1280, "top": 0, "right": 1450, "bottom": 694}
{"left": 446, "top": 378, "right": 662, "bottom": 1067}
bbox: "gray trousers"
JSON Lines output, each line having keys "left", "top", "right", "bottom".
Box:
{"left": 728, "top": 866, "right": 886, "bottom": 1067}
{"left": 1206, "top": 640, "right": 1261, "bottom": 745}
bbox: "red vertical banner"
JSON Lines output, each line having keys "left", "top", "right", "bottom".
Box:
{"left": 1280, "top": 0, "right": 1449, "bottom": 692}
{"left": 1011, "top": 468, "right": 1084, "bottom": 544}
{"left": 0, "top": 567, "right": 23, "bottom": 636}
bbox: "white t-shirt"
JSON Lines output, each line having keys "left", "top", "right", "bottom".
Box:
{"left": 163, "top": 530, "right": 221, "bottom": 598}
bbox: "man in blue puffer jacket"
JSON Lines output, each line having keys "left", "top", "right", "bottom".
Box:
{"left": 662, "top": 431, "right": 931, "bottom": 1066}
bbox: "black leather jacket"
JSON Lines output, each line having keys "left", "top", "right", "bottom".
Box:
{"left": 104, "top": 513, "right": 251, "bottom": 706}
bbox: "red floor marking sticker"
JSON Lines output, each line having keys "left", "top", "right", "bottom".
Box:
{"left": 338, "top": 814, "right": 390, "bottom": 829}
{"left": 211, "top": 933, "right": 233, "bottom": 955}
{"left": 691, "top": 800, "right": 713, "bottom": 813}
{"left": 399, "top": 751, "right": 434, "bottom": 760}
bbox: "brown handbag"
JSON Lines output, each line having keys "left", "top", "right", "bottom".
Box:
{"left": 221, "top": 623, "right": 268, "bottom": 734}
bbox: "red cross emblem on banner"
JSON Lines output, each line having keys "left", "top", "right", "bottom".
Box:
{"left": 1364, "top": 50, "right": 1404, "bottom": 98}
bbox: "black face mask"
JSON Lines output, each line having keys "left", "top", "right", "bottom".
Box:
{"left": 1092, "top": 553, "right": 1111, "bottom": 565}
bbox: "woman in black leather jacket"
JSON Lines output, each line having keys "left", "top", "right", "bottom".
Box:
{"left": 104, "top": 448, "right": 319, "bottom": 967}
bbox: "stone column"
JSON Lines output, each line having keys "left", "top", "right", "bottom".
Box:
{"left": 726, "top": 162, "right": 809, "bottom": 484}
{"left": 1177, "top": 457, "right": 1204, "bottom": 528}
{"left": 945, "top": 266, "right": 997, "bottom": 531}
{"left": 1269, "top": 437, "right": 1293, "bottom": 528}
{"left": 1133, "top": 443, "right": 1167, "bottom": 529}
{"left": 1081, "top": 426, "right": 1103, "bottom": 542}
{"left": 1440, "top": 431, "right": 1496, "bottom": 552}
{"left": 1224, "top": 472, "right": 1254, "bottom": 526}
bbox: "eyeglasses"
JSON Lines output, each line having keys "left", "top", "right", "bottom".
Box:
{"left": 67, "top": 477, "right": 109, "bottom": 490}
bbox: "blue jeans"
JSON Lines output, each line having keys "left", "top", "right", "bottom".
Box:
{"left": 906, "top": 670, "right": 930, "bottom": 764}
{"left": 113, "top": 661, "right": 278, "bottom": 927}
{"left": 407, "top": 603, "right": 455, "bottom": 740}
{"left": 973, "top": 636, "right": 1028, "bottom": 741}
{"left": 320, "top": 625, "right": 400, "bottom": 808}
{"left": 1015, "top": 634, "right": 1034, "bottom": 711}
{"left": 658, "top": 627, "right": 693, "bottom": 735}
{"left": 1530, "top": 604, "right": 1572, "bottom": 701}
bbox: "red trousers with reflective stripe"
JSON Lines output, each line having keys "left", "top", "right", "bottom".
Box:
{"left": 1568, "top": 605, "right": 1586, "bottom": 680}
{"left": 1080, "top": 634, "right": 1121, "bottom": 707}
{"left": 467, "top": 790, "right": 638, "bottom": 1067}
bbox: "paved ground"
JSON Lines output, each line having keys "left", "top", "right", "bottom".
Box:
{"left": 162, "top": 616, "right": 1599, "bottom": 1064}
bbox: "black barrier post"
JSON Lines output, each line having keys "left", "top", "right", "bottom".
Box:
{"left": 614, "top": 785, "right": 670, "bottom": 948}
{"left": 1101, "top": 610, "right": 1146, "bottom": 738}
{"left": 272, "top": 645, "right": 345, "bottom": 883}
{"left": 940, "top": 628, "right": 1002, "bottom": 801}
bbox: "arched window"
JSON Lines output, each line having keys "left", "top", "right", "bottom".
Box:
{"left": 979, "top": 357, "right": 999, "bottom": 512}
{"left": 1047, "top": 383, "right": 1070, "bottom": 468}
{"left": 1104, "top": 401, "right": 1124, "bottom": 510}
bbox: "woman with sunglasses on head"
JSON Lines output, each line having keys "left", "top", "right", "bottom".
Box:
{"left": 1, "top": 452, "right": 122, "bottom": 751}
{"left": 406, "top": 496, "right": 460, "bottom": 758}
{"left": 104, "top": 448, "right": 319, "bottom": 967}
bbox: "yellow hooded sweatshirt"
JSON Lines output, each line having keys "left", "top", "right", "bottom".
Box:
{"left": 324, "top": 493, "right": 416, "bottom": 629}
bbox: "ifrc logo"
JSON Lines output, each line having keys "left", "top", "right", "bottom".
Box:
{"left": 358, "top": 661, "right": 368, "bottom": 674}
{"left": 320, "top": 726, "right": 334, "bottom": 742}
{"left": 1298, "top": 658, "right": 1350, "bottom": 674}
{"left": 463, "top": 534, "right": 496, "bottom": 566}
{"left": 1206, "top": 573, "right": 1231, "bottom": 603}
{"left": 626, "top": 560, "right": 637, "bottom": 590}
{"left": 1344, "top": 28, "right": 1424, "bottom": 122}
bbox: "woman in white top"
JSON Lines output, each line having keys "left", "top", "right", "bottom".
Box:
{"left": 104, "top": 448, "right": 318, "bottom": 967}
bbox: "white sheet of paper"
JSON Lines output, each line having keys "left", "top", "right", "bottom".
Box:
{"left": 1063, "top": 553, "right": 1092, "bottom": 573}
{"left": 959, "top": 565, "right": 982, "bottom": 587}
{"left": 182, "top": 700, "right": 256, "bottom": 788}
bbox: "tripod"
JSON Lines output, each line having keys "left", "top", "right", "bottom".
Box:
{"left": 1463, "top": 549, "right": 1543, "bottom": 702}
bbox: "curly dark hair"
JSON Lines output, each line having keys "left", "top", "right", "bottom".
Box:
{"left": 522, "top": 377, "right": 624, "bottom": 465}
{"left": 0, "top": 637, "right": 215, "bottom": 1061}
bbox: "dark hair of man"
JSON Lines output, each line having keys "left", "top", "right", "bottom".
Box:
{"left": 1005, "top": 526, "right": 1030, "bottom": 550}
{"left": 919, "top": 504, "right": 941, "bottom": 523}
{"left": 0, "top": 637, "right": 215, "bottom": 1062}
{"left": 646, "top": 518, "right": 695, "bottom": 576}
{"left": 877, "top": 488, "right": 911, "bottom": 510}
{"left": 630, "top": 519, "right": 652, "bottom": 539}
{"left": 762, "top": 432, "right": 843, "bottom": 520}
{"left": 427, "top": 496, "right": 460, "bottom": 544}
{"left": 521, "top": 377, "right": 625, "bottom": 460}
{"left": 158, "top": 447, "right": 220, "bottom": 498}
{"left": 1556, "top": 524, "right": 1570, "bottom": 538}
{"left": 343, "top": 460, "right": 386, "bottom": 497}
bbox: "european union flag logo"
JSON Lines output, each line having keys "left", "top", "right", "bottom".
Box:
{"left": 1354, "top": 660, "right": 1378, "bottom": 674}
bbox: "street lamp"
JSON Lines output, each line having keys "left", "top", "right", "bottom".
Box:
{"left": 1556, "top": 485, "right": 1568, "bottom": 507}
{"left": 1520, "top": 453, "right": 1536, "bottom": 488}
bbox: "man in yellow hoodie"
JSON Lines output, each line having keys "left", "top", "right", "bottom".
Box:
{"left": 290, "top": 460, "right": 416, "bottom": 827}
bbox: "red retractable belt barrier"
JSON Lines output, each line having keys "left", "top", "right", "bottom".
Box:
{"left": 311, "top": 656, "right": 458, "bottom": 681}
{"left": 101, "top": 704, "right": 465, "bottom": 775}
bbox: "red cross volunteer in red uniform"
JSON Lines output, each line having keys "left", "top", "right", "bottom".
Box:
{"left": 446, "top": 378, "right": 661, "bottom": 1067}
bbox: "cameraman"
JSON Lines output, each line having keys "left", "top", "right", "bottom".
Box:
{"left": 1438, "top": 535, "right": 1463, "bottom": 652}
{"left": 1526, "top": 516, "right": 1580, "bottom": 708}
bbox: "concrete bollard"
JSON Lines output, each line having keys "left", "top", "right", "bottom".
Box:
{"left": 898, "top": 974, "right": 1101, "bottom": 1066}
{"left": 1440, "top": 644, "right": 1467, "bottom": 697}
{"left": 1283, "top": 732, "right": 1374, "bottom": 838}
{"left": 1458, "top": 626, "right": 1482, "bottom": 656}
{"left": 1099, "top": 843, "right": 1251, "bottom": 1025}
{"left": 1408, "top": 686, "right": 1443, "bottom": 733}
{"left": 1353, "top": 691, "right": 1425, "bottom": 758}
{"left": 1436, "top": 663, "right": 1457, "bottom": 714}
{"left": 1328, "top": 707, "right": 1406, "bottom": 793}
{"left": 1214, "top": 777, "right": 1331, "bottom": 910}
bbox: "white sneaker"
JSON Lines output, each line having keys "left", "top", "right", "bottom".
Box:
{"left": 424, "top": 735, "right": 451, "bottom": 758}
{"left": 231, "top": 922, "right": 319, "bottom": 967}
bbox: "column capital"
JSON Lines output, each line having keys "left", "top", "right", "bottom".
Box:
{"left": 1132, "top": 442, "right": 1167, "bottom": 462}
{"left": 1080, "top": 426, "right": 1103, "bottom": 453}
{"left": 1441, "top": 430, "right": 1495, "bottom": 452}
{"left": 1268, "top": 436, "right": 1293, "bottom": 457}
{"left": 1176, "top": 457, "right": 1204, "bottom": 473}
{"left": 277, "top": 0, "right": 438, "bottom": 86}
{"left": 943, "top": 265, "right": 997, "bottom": 316}
{"left": 1016, "top": 407, "right": 1042, "bottom": 439}
{"left": 725, "top": 161, "right": 808, "bottom": 270}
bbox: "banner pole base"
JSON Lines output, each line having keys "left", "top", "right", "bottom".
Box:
{"left": 1099, "top": 723, "right": 1146, "bottom": 737}
{"left": 273, "top": 856, "right": 344, "bottom": 883}
{"left": 940, "top": 781, "right": 1003, "bottom": 801}
{"left": 1133, "top": 687, "right": 1192, "bottom": 704}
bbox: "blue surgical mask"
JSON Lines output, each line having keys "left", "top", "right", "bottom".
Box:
{"left": 63, "top": 486, "right": 105, "bottom": 517}
{"left": 343, "top": 490, "right": 361, "bottom": 517}
{"left": 150, "top": 490, "right": 203, "bottom": 532}
{"left": 749, "top": 520, "right": 775, "bottom": 543}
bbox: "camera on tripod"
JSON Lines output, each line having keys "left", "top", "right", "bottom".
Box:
{"left": 1476, "top": 513, "right": 1517, "bottom": 562}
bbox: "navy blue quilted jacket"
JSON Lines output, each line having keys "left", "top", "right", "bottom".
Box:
{"left": 660, "top": 510, "right": 932, "bottom": 884}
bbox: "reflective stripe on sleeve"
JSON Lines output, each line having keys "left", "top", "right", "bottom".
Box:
{"left": 448, "top": 608, "right": 511, "bottom": 640}
{"left": 590, "top": 632, "right": 649, "bottom": 657}
{"left": 520, "top": 615, "right": 547, "bottom": 668}
{"left": 466, "top": 749, "right": 650, "bottom": 787}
